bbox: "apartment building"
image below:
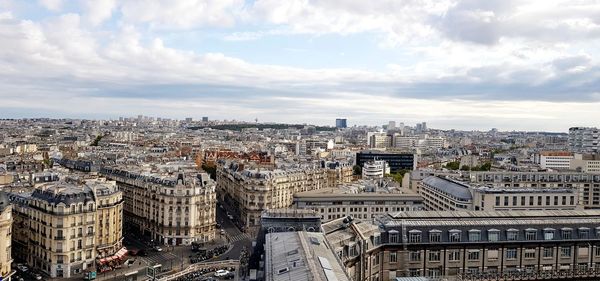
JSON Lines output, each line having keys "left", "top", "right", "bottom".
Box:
{"left": 101, "top": 166, "right": 216, "bottom": 245}
{"left": 294, "top": 180, "right": 423, "bottom": 222}
{"left": 324, "top": 210, "right": 600, "bottom": 281}
{"left": 85, "top": 179, "right": 124, "bottom": 258}
{"left": 7, "top": 181, "right": 123, "bottom": 278}
{"left": 569, "top": 127, "right": 600, "bottom": 154}
{"left": 216, "top": 160, "right": 328, "bottom": 230}
{"left": 0, "top": 192, "right": 12, "bottom": 281}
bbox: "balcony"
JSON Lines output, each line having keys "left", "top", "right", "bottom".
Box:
{"left": 55, "top": 236, "right": 65, "bottom": 240}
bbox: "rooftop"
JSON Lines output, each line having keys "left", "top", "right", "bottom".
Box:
{"left": 265, "top": 231, "right": 350, "bottom": 281}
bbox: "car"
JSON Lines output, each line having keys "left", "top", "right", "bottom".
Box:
{"left": 214, "top": 270, "right": 230, "bottom": 277}
{"left": 33, "top": 273, "right": 43, "bottom": 280}
{"left": 16, "top": 264, "right": 29, "bottom": 272}
{"left": 220, "top": 229, "right": 225, "bottom": 235}
{"left": 153, "top": 246, "right": 163, "bottom": 252}
{"left": 227, "top": 214, "right": 233, "bottom": 220}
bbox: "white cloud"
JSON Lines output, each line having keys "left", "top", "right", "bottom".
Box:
{"left": 39, "top": 0, "right": 63, "bottom": 11}
{"left": 82, "top": 0, "right": 116, "bottom": 26}
{"left": 118, "top": 0, "right": 244, "bottom": 29}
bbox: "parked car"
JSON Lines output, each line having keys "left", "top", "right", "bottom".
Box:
{"left": 153, "top": 246, "right": 163, "bottom": 252}
{"left": 215, "top": 270, "right": 230, "bottom": 277}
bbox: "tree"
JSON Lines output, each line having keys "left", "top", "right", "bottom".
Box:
{"left": 444, "top": 161, "right": 460, "bottom": 170}
{"left": 460, "top": 165, "right": 470, "bottom": 171}
{"left": 91, "top": 135, "right": 103, "bottom": 146}
{"left": 480, "top": 162, "right": 492, "bottom": 171}
{"left": 353, "top": 165, "right": 362, "bottom": 175}
{"left": 201, "top": 164, "right": 217, "bottom": 180}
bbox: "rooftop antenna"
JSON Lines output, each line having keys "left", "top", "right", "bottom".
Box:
{"left": 255, "top": 118, "right": 258, "bottom": 123}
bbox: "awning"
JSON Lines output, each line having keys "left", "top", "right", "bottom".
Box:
{"left": 115, "top": 247, "right": 128, "bottom": 258}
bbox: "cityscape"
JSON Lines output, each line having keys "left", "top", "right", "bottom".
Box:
{"left": 2, "top": 1, "right": 600, "bottom": 281}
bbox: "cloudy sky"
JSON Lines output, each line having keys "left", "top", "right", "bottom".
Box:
{"left": 1, "top": 0, "right": 599, "bottom": 131}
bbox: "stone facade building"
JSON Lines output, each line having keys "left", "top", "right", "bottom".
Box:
{"left": 101, "top": 166, "right": 216, "bottom": 245}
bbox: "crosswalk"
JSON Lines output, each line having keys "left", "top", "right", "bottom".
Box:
{"left": 142, "top": 251, "right": 178, "bottom": 266}
{"left": 227, "top": 232, "right": 252, "bottom": 242}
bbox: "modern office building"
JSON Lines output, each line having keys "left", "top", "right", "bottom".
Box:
{"left": 569, "top": 127, "right": 600, "bottom": 154}
{"left": 361, "top": 160, "right": 389, "bottom": 179}
{"left": 324, "top": 210, "right": 600, "bottom": 281}
{"left": 0, "top": 192, "right": 13, "bottom": 281}
{"left": 356, "top": 151, "right": 416, "bottom": 173}
{"left": 294, "top": 180, "right": 423, "bottom": 222}
{"left": 534, "top": 151, "right": 573, "bottom": 170}
{"left": 101, "top": 166, "right": 216, "bottom": 245}
{"left": 418, "top": 176, "right": 473, "bottom": 211}
{"left": 335, "top": 118, "right": 348, "bottom": 129}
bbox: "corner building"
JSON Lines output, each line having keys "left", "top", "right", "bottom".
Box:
{"left": 7, "top": 181, "right": 123, "bottom": 278}
{"left": 101, "top": 167, "right": 216, "bottom": 245}
{"left": 0, "top": 192, "right": 13, "bottom": 281}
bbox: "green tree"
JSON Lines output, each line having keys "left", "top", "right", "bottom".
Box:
{"left": 480, "top": 162, "right": 492, "bottom": 171}
{"left": 444, "top": 161, "right": 460, "bottom": 170}
{"left": 91, "top": 135, "right": 103, "bottom": 146}
{"left": 460, "top": 165, "right": 470, "bottom": 171}
{"left": 353, "top": 165, "right": 362, "bottom": 175}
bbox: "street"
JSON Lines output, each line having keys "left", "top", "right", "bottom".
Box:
{"left": 215, "top": 204, "right": 254, "bottom": 261}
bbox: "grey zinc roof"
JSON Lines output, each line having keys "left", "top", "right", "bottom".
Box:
{"left": 422, "top": 176, "right": 472, "bottom": 200}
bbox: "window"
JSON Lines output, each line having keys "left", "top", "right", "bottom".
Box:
{"left": 507, "top": 229, "right": 518, "bottom": 241}
{"left": 429, "top": 251, "right": 441, "bottom": 262}
{"left": 449, "top": 230, "right": 461, "bottom": 242}
{"left": 409, "top": 251, "right": 421, "bottom": 262}
{"left": 596, "top": 246, "right": 600, "bottom": 257}
{"left": 521, "top": 196, "right": 526, "bottom": 205}
{"left": 389, "top": 231, "right": 399, "bottom": 243}
{"left": 448, "top": 250, "right": 460, "bottom": 261}
{"left": 543, "top": 247, "right": 554, "bottom": 258}
{"left": 544, "top": 229, "right": 555, "bottom": 240}
{"left": 512, "top": 196, "right": 517, "bottom": 206}
{"left": 525, "top": 229, "right": 537, "bottom": 241}
{"left": 506, "top": 248, "right": 517, "bottom": 260}
{"left": 504, "top": 196, "right": 509, "bottom": 206}
{"left": 561, "top": 229, "right": 572, "bottom": 240}
{"left": 495, "top": 196, "right": 500, "bottom": 206}
{"left": 529, "top": 196, "right": 534, "bottom": 206}
{"left": 537, "top": 196, "right": 542, "bottom": 205}
{"left": 579, "top": 228, "right": 590, "bottom": 239}
{"left": 469, "top": 230, "right": 481, "bottom": 242}
{"left": 429, "top": 231, "right": 441, "bottom": 243}
{"left": 409, "top": 231, "right": 422, "bottom": 243}
{"left": 488, "top": 229, "right": 499, "bottom": 242}
{"left": 560, "top": 246, "right": 571, "bottom": 257}
{"left": 390, "top": 252, "right": 397, "bottom": 263}
{"left": 373, "top": 235, "right": 381, "bottom": 245}
{"left": 467, "top": 250, "right": 480, "bottom": 260}
{"left": 524, "top": 248, "right": 536, "bottom": 259}
{"left": 570, "top": 196, "right": 575, "bottom": 205}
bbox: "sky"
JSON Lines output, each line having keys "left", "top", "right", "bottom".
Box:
{"left": 0, "top": 0, "right": 599, "bottom": 131}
